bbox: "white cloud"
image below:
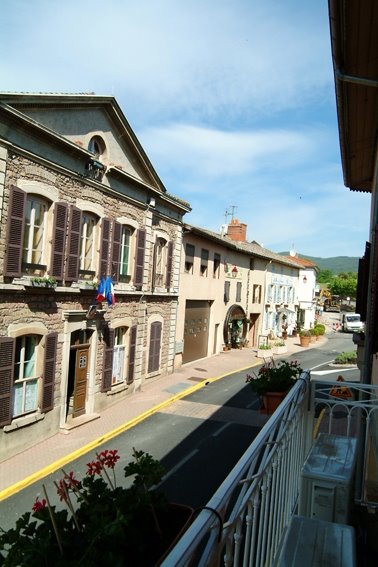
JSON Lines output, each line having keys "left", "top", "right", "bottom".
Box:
{"left": 140, "top": 123, "right": 315, "bottom": 179}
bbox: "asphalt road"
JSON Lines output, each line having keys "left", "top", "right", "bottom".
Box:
{"left": 0, "top": 331, "right": 357, "bottom": 530}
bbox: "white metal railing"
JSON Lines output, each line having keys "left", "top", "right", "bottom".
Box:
{"left": 162, "top": 372, "right": 311, "bottom": 567}
{"left": 162, "top": 375, "right": 378, "bottom": 567}
{"left": 311, "top": 379, "right": 378, "bottom": 504}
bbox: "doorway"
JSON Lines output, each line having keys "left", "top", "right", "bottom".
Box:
{"left": 67, "top": 329, "right": 92, "bottom": 419}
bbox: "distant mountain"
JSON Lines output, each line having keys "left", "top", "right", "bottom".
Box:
{"left": 278, "top": 252, "right": 359, "bottom": 274}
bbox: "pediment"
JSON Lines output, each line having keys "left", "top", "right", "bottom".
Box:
{"left": 0, "top": 93, "right": 165, "bottom": 193}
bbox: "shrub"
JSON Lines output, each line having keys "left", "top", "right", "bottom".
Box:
{"left": 335, "top": 351, "right": 357, "bottom": 364}
{"left": 258, "top": 344, "right": 272, "bottom": 350}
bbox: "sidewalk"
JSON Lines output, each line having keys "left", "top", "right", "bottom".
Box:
{"left": 0, "top": 335, "right": 325, "bottom": 499}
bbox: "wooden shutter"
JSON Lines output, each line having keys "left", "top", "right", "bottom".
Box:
{"left": 41, "top": 333, "right": 57, "bottom": 413}
{"left": 0, "top": 337, "right": 15, "bottom": 427}
{"left": 65, "top": 206, "right": 82, "bottom": 281}
{"left": 151, "top": 242, "right": 157, "bottom": 288}
{"left": 127, "top": 325, "right": 137, "bottom": 385}
{"left": 51, "top": 202, "right": 68, "bottom": 280}
{"left": 5, "top": 186, "right": 26, "bottom": 277}
{"left": 236, "top": 281, "right": 242, "bottom": 302}
{"left": 111, "top": 221, "right": 121, "bottom": 283}
{"left": 148, "top": 321, "right": 162, "bottom": 373}
{"left": 134, "top": 229, "right": 146, "bottom": 289}
{"left": 99, "top": 218, "right": 111, "bottom": 278}
{"left": 102, "top": 327, "right": 114, "bottom": 392}
{"left": 356, "top": 242, "right": 370, "bottom": 322}
{"left": 165, "top": 241, "right": 173, "bottom": 289}
{"left": 224, "top": 281, "right": 230, "bottom": 303}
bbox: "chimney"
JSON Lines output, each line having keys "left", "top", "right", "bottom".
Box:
{"left": 227, "top": 218, "right": 247, "bottom": 242}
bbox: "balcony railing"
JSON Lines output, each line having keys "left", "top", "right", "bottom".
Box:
{"left": 162, "top": 374, "right": 378, "bottom": 567}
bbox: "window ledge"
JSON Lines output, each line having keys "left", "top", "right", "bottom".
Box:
{"left": 4, "top": 411, "right": 45, "bottom": 432}
{"left": 107, "top": 383, "right": 129, "bottom": 395}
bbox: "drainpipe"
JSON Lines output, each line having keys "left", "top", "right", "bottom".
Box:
{"left": 335, "top": 68, "right": 378, "bottom": 88}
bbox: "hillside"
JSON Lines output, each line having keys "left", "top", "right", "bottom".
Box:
{"left": 278, "top": 253, "right": 359, "bottom": 274}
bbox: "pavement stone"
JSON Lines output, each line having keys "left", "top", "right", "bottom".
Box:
{"left": 0, "top": 334, "right": 327, "bottom": 499}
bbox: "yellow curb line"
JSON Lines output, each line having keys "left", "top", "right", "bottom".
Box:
{"left": 0, "top": 361, "right": 259, "bottom": 501}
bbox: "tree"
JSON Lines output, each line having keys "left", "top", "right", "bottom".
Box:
{"left": 317, "top": 269, "right": 333, "bottom": 283}
{"left": 328, "top": 275, "right": 357, "bottom": 298}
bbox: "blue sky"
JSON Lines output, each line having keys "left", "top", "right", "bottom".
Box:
{"left": 0, "top": 0, "right": 371, "bottom": 258}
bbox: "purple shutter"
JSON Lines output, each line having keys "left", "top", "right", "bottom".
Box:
{"left": 165, "top": 241, "right": 174, "bottom": 289}
{"left": 0, "top": 337, "right": 15, "bottom": 427}
{"left": 5, "top": 186, "right": 26, "bottom": 277}
{"left": 148, "top": 321, "right": 162, "bottom": 373}
{"left": 65, "top": 206, "right": 82, "bottom": 281}
{"left": 127, "top": 325, "right": 137, "bottom": 385}
{"left": 99, "top": 218, "right": 111, "bottom": 278}
{"left": 41, "top": 333, "right": 57, "bottom": 413}
{"left": 134, "top": 229, "right": 146, "bottom": 288}
{"left": 111, "top": 221, "right": 121, "bottom": 283}
{"left": 152, "top": 242, "right": 157, "bottom": 288}
{"left": 102, "top": 328, "right": 114, "bottom": 392}
{"left": 51, "top": 202, "right": 68, "bottom": 280}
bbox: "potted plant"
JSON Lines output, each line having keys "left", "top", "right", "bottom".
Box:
{"left": 273, "top": 340, "right": 287, "bottom": 355}
{"left": 257, "top": 343, "right": 272, "bottom": 358}
{"left": 309, "top": 328, "right": 317, "bottom": 343}
{"left": 246, "top": 359, "right": 303, "bottom": 414}
{"left": 299, "top": 329, "right": 311, "bottom": 347}
{"left": 0, "top": 448, "right": 193, "bottom": 566}
{"left": 30, "top": 275, "right": 57, "bottom": 288}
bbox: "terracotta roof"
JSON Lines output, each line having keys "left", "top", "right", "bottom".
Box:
{"left": 284, "top": 255, "right": 318, "bottom": 269}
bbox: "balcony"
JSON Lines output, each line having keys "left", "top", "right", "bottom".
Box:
{"left": 162, "top": 374, "right": 378, "bottom": 566}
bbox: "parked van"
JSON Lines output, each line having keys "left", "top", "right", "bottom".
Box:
{"left": 341, "top": 313, "right": 363, "bottom": 333}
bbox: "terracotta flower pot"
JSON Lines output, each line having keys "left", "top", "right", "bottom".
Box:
{"left": 299, "top": 335, "right": 311, "bottom": 347}
{"left": 260, "top": 391, "right": 287, "bottom": 415}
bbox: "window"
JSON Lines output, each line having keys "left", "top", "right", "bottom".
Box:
{"left": 185, "top": 244, "right": 195, "bottom": 273}
{"left": 153, "top": 238, "right": 173, "bottom": 289}
{"left": 120, "top": 226, "right": 132, "bottom": 282}
{"left": 112, "top": 328, "right": 126, "bottom": 385}
{"left": 154, "top": 238, "right": 166, "bottom": 287}
{"left": 88, "top": 136, "right": 106, "bottom": 160}
{"left": 236, "top": 281, "right": 242, "bottom": 302}
{"left": 224, "top": 281, "right": 230, "bottom": 303}
{"left": 0, "top": 332, "right": 57, "bottom": 426}
{"left": 23, "top": 197, "right": 48, "bottom": 266}
{"left": 200, "top": 249, "right": 209, "bottom": 276}
{"left": 213, "top": 253, "right": 221, "bottom": 278}
{"left": 253, "top": 284, "right": 262, "bottom": 303}
{"left": 80, "top": 212, "right": 97, "bottom": 272}
{"left": 13, "top": 336, "right": 39, "bottom": 417}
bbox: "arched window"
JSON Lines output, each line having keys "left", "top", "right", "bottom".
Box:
{"left": 23, "top": 196, "right": 48, "bottom": 266}
{"left": 80, "top": 212, "right": 97, "bottom": 272}
{"left": 13, "top": 335, "right": 40, "bottom": 417}
{"left": 112, "top": 327, "right": 127, "bottom": 385}
{"left": 119, "top": 226, "right": 134, "bottom": 282}
{"left": 88, "top": 136, "right": 106, "bottom": 160}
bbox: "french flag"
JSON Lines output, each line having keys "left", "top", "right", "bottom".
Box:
{"left": 96, "top": 276, "right": 115, "bottom": 306}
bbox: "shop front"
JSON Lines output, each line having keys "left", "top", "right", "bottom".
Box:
{"left": 223, "top": 304, "right": 247, "bottom": 348}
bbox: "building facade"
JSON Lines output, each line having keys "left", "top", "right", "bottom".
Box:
{"left": 175, "top": 221, "right": 300, "bottom": 366}
{"left": 0, "top": 93, "right": 190, "bottom": 460}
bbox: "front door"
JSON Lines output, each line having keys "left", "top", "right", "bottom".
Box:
{"left": 73, "top": 347, "right": 89, "bottom": 418}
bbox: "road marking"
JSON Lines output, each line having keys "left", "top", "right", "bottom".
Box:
{"left": 159, "top": 449, "right": 198, "bottom": 483}
{"left": 310, "top": 360, "right": 336, "bottom": 370}
{"left": 212, "top": 423, "right": 232, "bottom": 437}
{"left": 312, "top": 368, "right": 356, "bottom": 376}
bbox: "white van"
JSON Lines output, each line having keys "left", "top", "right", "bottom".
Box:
{"left": 341, "top": 313, "right": 363, "bottom": 333}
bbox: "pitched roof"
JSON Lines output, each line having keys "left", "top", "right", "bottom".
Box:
{"left": 185, "top": 224, "right": 300, "bottom": 268}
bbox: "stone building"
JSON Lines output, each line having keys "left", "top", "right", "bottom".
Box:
{"left": 0, "top": 93, "right": 190, "bottom": 460}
